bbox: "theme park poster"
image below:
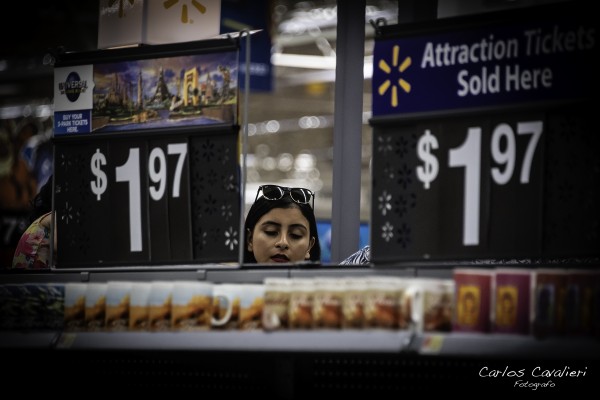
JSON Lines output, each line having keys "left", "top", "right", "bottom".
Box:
{"left": 54, "top": 50, "right": 238, "bottom": 135}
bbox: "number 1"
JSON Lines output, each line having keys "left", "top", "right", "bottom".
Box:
{"left": 115, "top": 148, "right": 142, "bottom": 252}
{"left": 448, "top": 127, "right": 481, "bottom": 246}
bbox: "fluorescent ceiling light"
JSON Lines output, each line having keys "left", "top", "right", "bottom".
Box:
{"left": 272, "top": 53, "right": 336, "bottom": 69}
{"left": 272, "top": 53, "right": 373, "bottom": 79}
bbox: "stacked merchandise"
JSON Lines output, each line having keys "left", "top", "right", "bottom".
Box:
{"left": 1, "top": 269, "right": 598, "bottom": 338}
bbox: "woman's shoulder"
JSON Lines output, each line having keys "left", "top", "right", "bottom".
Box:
{"left": 37, "top": 211, "right": 53, "bottom": 229}
{"left": 11, "top": 212, "right": 53, "bottom": 269}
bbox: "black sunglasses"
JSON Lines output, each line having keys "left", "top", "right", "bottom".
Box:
{"left": 255, "top": 185, "right": 315, "bottom": 208}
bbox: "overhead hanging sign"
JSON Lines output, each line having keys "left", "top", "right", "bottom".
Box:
{"left": 98, "top": 0, "right": 222, "bottom": 48}
{"left": 372, "top": 5, "right": 596, "bottom": 116}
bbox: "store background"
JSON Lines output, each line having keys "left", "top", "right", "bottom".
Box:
{"left": 0, "top": 0, "right": 572, "bottom": 266}
{"left": 1, "top": 1, "right": 597, "bottom": 396}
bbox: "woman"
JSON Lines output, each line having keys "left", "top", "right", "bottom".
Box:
{"left": 244, "top": 184, "right": 321, "bottom": 264}
{"left": 11, "top": 175, "right": 55, "bottom": 269}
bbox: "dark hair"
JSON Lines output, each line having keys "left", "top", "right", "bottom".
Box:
{"left": 243, "top": 195, "right": 321, "bottom": 263}
{"left": 30, "top": 175, "right": 53, "bottom": 223}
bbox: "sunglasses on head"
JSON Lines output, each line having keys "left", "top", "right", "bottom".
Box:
{"left": 255, "top": 185, "right": 315, "bottom": 208}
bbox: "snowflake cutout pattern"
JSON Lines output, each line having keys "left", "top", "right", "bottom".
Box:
{"left": 395, "top": 135, "right": 410, "bottom": 159}
{"left": 60, "top": 201, "right": 76, "bottom": 225}
{"left": 220, "top": 204, "right": 233, "bottom": 221}
{"left": 378, "top": 190, "right": 392, "bottom": 216}
{"left": 199, "top": 230, "right": 208, "bottom": 248}
{"left": 396, "top": 223, "right": 411, "bottom": 248}
{"left": 58, "top": 152, "right": 72, "bottom": 169}
{"left": 206, "top": 169, "right": 218, "bottom": 188}
{"left": 223, "top": 174, "right": 237, "bottom": 192}
{"left": 383, "top": 163, "right": 395, "bottom": 181}
{"left": 224, "top": 226, "right": 238, "bottom": 251}
{"left": 200, "top": 139, "right": 216, "bottom": 162}
{"left": 394, "top": 193, "right": 416, "bottom": 218}
{"left": 376, "top": 135, "right": 393, "bottom": 155}
{"left": 396, "top": 163, "right": 413, "bottom": 190}
{"left": 381, "top": 221, "right": 394, "bottom": 242}
{"left": 202, "top": 193, "right": 218, "bottom": 216}
{"left": 192, "top": 173, "right": 207, "bottom": 198}
{"left": 218, "top": 144, "right": 231, "bottom": 165}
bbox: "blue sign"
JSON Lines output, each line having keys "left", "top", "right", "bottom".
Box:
{"left": 54, "top": 110, "right": 92, "bottom": 135}
{"left": 372, "top": 12, "right": 596, "bottom": 116}
{"left": 221, "top": 0, "right": 273, "bottom": 92}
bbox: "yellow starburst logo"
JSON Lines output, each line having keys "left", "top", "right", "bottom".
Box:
{"left": 377, "top": 45, "right": 412, "bottom": 107}
{"left": 163, "top": 0, "right": 207, "bottom": 24}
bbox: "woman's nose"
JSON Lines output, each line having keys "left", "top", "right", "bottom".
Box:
{"left": 276, "top": 236, "right": 289, "bottom": 249}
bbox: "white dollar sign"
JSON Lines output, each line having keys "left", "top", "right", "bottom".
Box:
{"left": 90, "top": 148, "right": 107, "bottom": 201}
{"left": 416, "top": 129, "right": 439, "bottom": 189}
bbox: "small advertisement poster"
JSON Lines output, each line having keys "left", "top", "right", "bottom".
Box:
{"left": 54, "top": 50, "right": 238, "bottom": 135}
{"left": 54, "top": 65, "right": 94, "bottom": 135}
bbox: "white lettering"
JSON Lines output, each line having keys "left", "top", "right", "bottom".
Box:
{"left": 505, "top": 65, "right": 553, "bottom": 92}
{"left": 421, "top": 42, "right": 435, "bottom": 68}
{"left": 421, "top": 37, "right": 518, "bottom": 68}
{"left": 456, "top": 66, "right": 500, "bottom": 97}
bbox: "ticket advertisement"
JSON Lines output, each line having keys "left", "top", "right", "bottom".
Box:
{"left": 370, "top": 4, "right": 598, "bottom": 263}
{"left": 53, "top": 48, "right": 238, "bottom": 135}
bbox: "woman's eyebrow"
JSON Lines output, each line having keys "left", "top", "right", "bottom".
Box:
{"left": 260, "top": 221, "right": 308, "bottom": 230}
{"left": 260, "top": 220, "right": 282, "bottom": 227}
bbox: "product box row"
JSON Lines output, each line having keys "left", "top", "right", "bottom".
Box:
{"left": 1, "top": 267, "right": 598, "bottom": 338}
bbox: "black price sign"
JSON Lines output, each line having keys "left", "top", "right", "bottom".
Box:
{"left": 89, "top": 141, "right": 189, "bottom": 254}
{"left": 370, "top": 105, "right": 599, "bottom": 263}
{"left": 370, "top": 4, "right": 599, "bottom": 263}
{"left": 52, "top": 39, "right": 242, "bottom": 268}
{"left": 54, "top": 127, "right": 241, "bottom": 268}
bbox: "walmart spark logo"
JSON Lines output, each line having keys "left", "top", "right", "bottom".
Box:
{"left": 164, "top": 0, "right": 207, "bottom": 23}
{"left": 377, "top": 45, "right": 412, "bottom": 107}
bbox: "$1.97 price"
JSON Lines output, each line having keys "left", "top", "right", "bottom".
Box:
{"left": 415, "top": 120, "right": 543, "bottom": 246}
{"left": 89, "top": 143, "right": 188, "bottom": 252}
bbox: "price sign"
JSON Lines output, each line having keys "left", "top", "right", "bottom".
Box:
{"left": 370, "top": 4, "right": 599, "bottom": 263}
{"left": 370, "top": 104, "right": 599, "bottom": 262}
{"left": 52, "top": 39, "right": 242, "bottom": 268}
{"left": 54, "top": 126, "right": 241, "bottom": 268}
{"left": 372, "top": 112, "right": 541, "bottom": 260}
{"left": 90, "top": 142, "right": 188, "bottom": 253}
{"left": 416, "top": 118, "right": 543, "bottom": 247}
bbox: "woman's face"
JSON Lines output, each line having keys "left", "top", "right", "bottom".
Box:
{"left": 247, "top": 206, "right": 315, "bottom": 263}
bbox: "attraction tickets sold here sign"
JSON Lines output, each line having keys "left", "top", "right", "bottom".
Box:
{"left": 369, "top": 3, "right": 599, "bottom": 263}
{"left": 52, "top": 39, "right": 242, "bottom": 268}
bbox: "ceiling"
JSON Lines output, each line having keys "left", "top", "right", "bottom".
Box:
{"left": 0, "top": 1, "right": 99, "bottom": 108}
{"left": 0, "top": 1, "right": 388, "bottom": 100}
